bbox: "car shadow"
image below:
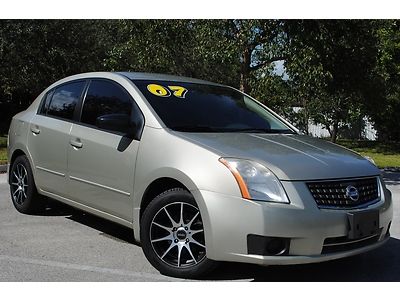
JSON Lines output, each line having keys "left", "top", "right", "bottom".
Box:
{"left": 39, "top": 200, "right": 138, "bottom": 245}
{"left": 383, "top": 171, "right": 400, "bottom": 186}
{"left": 207, "top": 237, "right": 400, "bottom": 281}
{"left": 40, "top": 200, "right": 400, "bottom": 281}
{"left": 66, "top": 212, "right": 137, "bottom": 245}
{"left": 38, "top": 199, "right": 76, "bottom": 216}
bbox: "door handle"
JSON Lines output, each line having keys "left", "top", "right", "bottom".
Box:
{"left": 70, "top": 139, "right": 83, "bottom": 149}
{"left": 30, "top": 126, "right": 40, "bottom": 135}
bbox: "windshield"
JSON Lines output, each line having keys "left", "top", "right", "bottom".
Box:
{"left": 133, "top": 80, "right": 294, "bottom": 133}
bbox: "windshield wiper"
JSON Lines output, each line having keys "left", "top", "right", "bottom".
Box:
{"left": 224, "top": 128, "right": 294, "bottom": 134}
{"left": 169, "top": 126, "right": 294, "bottom": 134}
{"left": 169, "top": 125, "right": 218, "bottom": 132}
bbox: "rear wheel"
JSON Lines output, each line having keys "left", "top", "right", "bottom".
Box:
{"left": 10, "top": 155, "right": 43, "bottom": 214}
{"left": 140, "top": 188, "right": 218, "bottom": 278}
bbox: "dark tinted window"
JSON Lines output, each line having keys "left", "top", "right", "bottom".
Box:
{"left": 133, "top": 80, "right": 292, "bottom": 133}
{"left": 47, "top": 81, "right": 85, "bottom": 120}
{"left": 39, "top": 89, "right": 54, "bottom": 115}
{"left": 81, "top": 80, "right": 133, "bottom": 128}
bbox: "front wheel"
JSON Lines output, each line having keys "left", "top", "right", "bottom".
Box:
{"left": 140, "top": 188, "right": 218, "bottom": 279}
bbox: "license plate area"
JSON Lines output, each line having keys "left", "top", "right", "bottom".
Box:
{"left": 347, "top": 210, "right": 379, "bottom": 240}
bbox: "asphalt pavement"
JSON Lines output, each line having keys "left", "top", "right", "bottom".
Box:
{"left": 0, "top": 172, "right": 399, "bottom": 281}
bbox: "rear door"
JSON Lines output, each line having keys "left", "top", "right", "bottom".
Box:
{"left": 67, "top": 79, "right": 144, "bottom": 222}
{"left": 28, "top": 80, "right": 87, "bottom": 197}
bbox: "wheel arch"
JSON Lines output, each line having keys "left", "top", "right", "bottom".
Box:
{"left": 133, "top": 169, "right": 206, "bottom": 243}
{"left": 139, "top": 177, "right": 189, "bottom": 220}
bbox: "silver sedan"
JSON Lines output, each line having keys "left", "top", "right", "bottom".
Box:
{"left": 7, "top": 72, "right": 393, "bottom": 278}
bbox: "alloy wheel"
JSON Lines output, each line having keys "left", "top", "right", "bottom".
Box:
{"left": 11, "top": 163, "right": 29, "bottom": 205}
{"left": 150, "top": 202, "right": 206, "bottom": 268}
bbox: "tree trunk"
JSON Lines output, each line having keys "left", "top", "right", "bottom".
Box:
{"left": 330, "top": 120, "right": 339, "bottom": 143}
{"left": 239, "top": 47, "right": 251, "bottom": 93}
{"left": 239, "top": 72, "right": 248, "bottom": 93}
{"left": 303, "top": 98, "right": 309, "bottom": 135}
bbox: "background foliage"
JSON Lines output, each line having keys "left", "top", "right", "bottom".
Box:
{"left": 1, "top": 19, "right": 399, "bottom": 142}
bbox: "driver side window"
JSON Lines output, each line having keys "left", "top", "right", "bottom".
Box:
{"left": 80, "top": 80, "right": 132, "bottom": 130}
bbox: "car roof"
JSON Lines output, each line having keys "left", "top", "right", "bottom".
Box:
{"left": 116, "top": 71, "right": 223, "bottom": 86}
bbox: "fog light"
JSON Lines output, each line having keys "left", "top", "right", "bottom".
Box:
{"left": 247, "top": 234, "right": 290, "bottom": 256}
{"left": 266, "top": 238, "right": 288, "bottom": 255}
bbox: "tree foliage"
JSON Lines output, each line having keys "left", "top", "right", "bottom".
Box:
{"left": 283, "top": 20, "right": 380, "bottom": 142}
{"left": 366, "top": 20, "right": 400, "bottom": 141}
{"left": 0, "top": 19, "right": 399, "bottom": 141}
{"left": 0, "top": 20, "right": 111, "bottom": 104}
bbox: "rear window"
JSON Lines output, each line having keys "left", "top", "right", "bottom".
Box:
{"left": 133, "top": 80, "right": 292, "bottom": 133}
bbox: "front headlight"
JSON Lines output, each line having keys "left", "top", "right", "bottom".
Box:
{"left": 219, "top": 158, "right": 289, "bottom": 203}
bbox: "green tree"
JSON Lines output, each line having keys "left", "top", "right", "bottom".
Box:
{"left": 218, "top": 20, "right": 286, "bottom": 93}
{"left": 284, "top": 20, "right": 380, "bottom": 142}
{"left": 365, "top": 20, "right": 400, "bottom": 141}
{"left": 1, "top": 19, "right": 398, "bottom": 142}
{"left": 104, "top": 20, "right": 288, "bottom": 93}
{"left": 0, "top": 20, "right": 112, "bottom": 107}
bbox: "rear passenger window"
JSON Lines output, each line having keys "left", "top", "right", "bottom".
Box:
{"left": 38, "top": 89, "right": 54, "bottom": 115}
{"left": 80, "top": 80, "right": 132, "bottom": 127}
{"left": 47, "top": 81, "right": 85, "bottom": 120}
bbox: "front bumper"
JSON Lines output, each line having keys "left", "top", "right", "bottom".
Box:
{"left": 192, "top": 180, "right": 393, "bottom": 265}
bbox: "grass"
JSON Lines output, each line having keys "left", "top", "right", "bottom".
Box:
{"left": 0, "top": 135, "right": 7, "bottom": 164}
{"left": 336, "top": 140, "right": 400, "bottom": 169}
{"left": 0, "top": 134, "right": 399, "bottom": 168}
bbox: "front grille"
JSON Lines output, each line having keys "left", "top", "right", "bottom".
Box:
{"left": 307, "top": 177, "right": 379, "bottom": 208}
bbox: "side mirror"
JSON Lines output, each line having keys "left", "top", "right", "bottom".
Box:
{"left": 96, "top": 114, "right": 135, "bottom": 136}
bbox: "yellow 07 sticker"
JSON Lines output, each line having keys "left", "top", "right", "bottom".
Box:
{"left": 147, "top": 84, "right": 188, "bottom": 99}
{"left": 147, "top": 84, "right": 171, "bottom": 97}
{"left": 168, "top": 86, "right": 188, "bottom": 98}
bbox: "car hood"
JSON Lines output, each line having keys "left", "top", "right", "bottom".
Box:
{"left": 174, "top": 132, "right": 380, "bottom": 181}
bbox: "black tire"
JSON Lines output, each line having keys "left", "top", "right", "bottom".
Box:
{"left": 9, "top": 155, "right": 43, "bottom": 214}
{"left": 140, "top": 188, "right": 218, "bottom": 279}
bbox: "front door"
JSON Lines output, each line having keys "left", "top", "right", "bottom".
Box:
{"left": 67, "top": 79, "right": 144, "bottom": 222}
